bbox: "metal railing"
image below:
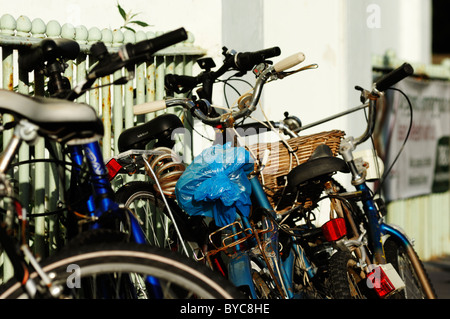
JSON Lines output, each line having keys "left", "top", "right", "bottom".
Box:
{"left": 0, "top": 14, "right": 205, "bottom": 277}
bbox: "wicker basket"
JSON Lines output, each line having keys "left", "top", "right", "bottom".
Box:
{"left": 248, "top": 130, "right": 345, "bottom": 213}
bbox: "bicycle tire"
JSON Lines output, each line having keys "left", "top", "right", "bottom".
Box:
{"left": 326, "top": 250, "right": 368, "bottom": 299}
{"left": 115, "top": 181, "right": 207, "bottom": 256}
{"left": 384, "top": 237, "right": 436, "bottom": 299}
{"left": 0, "top": 242, "right": 243, "bottom": 299}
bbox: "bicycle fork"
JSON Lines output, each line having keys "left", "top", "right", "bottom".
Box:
{"left": 341, "top": 142, "right": 436, "bottom": 298}
{"left": 361, "top": 184, "right": 436, "bottom": 298}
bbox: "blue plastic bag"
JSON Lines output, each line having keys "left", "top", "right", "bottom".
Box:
{"left": 175, "top": 143, "right": 254, "bottom": 227}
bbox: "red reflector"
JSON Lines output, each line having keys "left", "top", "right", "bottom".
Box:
{"left": 106, "top": 158, "right": 122, "bottom": 181}
{"left": 321, "top": 218, "right": 347, "bottom": 241}
{"left": 367, "top": 265, "right": 395, "bottom": 298}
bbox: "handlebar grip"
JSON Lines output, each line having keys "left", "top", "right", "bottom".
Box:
{"left": 122, "top": 28, "right": 188, "bottom": 61}
{"left": 273, "top": 52, "right": 305, "bottom": 72}
{"left": 133, "top": 100, "right": 167, "bottom": 115}
{"left": 235, "top": 46, "right": 281, "bottom": 71}
{"left": 374, "top": 62, "right": 414, "bottom": 92}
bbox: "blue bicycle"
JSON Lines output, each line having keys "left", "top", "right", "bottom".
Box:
{"left": 0, "top": 29, "right": 242, "bottom": 299}
{"left": 123, "top": 50, "right": 436, "bottom": 299}
{"left": 122, "top": 51, "right": 330, "bottom": 299}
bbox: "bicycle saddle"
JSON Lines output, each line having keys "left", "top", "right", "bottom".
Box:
{"left": 19, "top": 38, "right": 80, "bottom": 72}
{"left": 0, "top": 89, "right": 103, "bottom": 144}
{"left": 118, "top": 113, "right": 183, "bottom": 152}
{"left": 287, "top": 144, "right": 349, "bottom": 188}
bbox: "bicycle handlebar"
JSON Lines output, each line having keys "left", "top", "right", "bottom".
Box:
{"left": 234, "top": 47, "right": 281, "bottom": 71}
{"left": 134, "top": 100, "right": 168, "bottom": 114}
{"left": 373, "top": 62, "right": 414, "bottom": 92}
{"left": 164, "top": 46, "right": 281, "bottom": 96}
{"left": 353, "top": 62, "right": 414, "bottom": 146}
{"left": 19, "top": 38, "right": 80, "bottom": 72}
{"left": 66, "top": 28, "right": 187, "bottom": 100}
{"left": 88, "top": 28, "right": 187, "bottom": 80}
{"left": 119, "top": 28, "right": 188, "bottom": 64}
{"left": 273, "top": 52, "right": 305, "bottom": 72}
{"left": 135, "top": 51, "right": 306, "bottom": 126}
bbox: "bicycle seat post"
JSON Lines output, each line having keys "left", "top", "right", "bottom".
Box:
{"left": 340, "top": 137, "right": 365, "bottom": 185}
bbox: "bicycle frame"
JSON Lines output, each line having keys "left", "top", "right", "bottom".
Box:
{"left": 68, "top": 143, "right": 147, "bottom": 244}
{"left": 212, "top": 171, "right": 316, "bottom": 299}
{"left": 0, "top": 30, "right": 191, "bottom": 299}
{"left": 0, "top": 120, "right": 148, "bottom": 244}
{"left": 249, "top": 175, "right": 315, "bottom": 298}
{"left": 341, "top": 149, "right": 436, "bottom": 298}
{"left": 331, "top": 93, "right": 437, "bottom": 298}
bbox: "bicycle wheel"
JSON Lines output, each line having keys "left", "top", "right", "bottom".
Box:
{"left": 115, "top": 181, "right": 207, "bottom": 257}
{"left": 384, "top": 237, "right": 436, "bottom": 299}
{"left": 0, "top": 242, "right": 242, "bottom": 299}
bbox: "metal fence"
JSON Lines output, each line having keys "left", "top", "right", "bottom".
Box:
{"left": 0, "top": 14, "right": 205, "bottom": 281}
{"left": 372, "top": 50, "right": 450, "bottom": 261}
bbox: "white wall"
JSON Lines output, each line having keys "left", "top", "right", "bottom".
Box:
{"left": 2, "top": 0, "right": 431, "bottom": 140}
{"left": 260, "top": 0, "right": 431, "bottom": 139}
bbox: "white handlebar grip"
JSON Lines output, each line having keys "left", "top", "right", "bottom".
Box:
{"left": 133, "top": 100, "right": 167, "bottom": 115}
{"left": 273, "top": 52, "right": 306, "bottom": 72}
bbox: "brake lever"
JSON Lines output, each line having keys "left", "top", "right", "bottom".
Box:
{"left": 355, "top": 85, "right": 370, "bottom": 103}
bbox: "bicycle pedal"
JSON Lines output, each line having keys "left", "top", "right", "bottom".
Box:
{"left": 366, "top": 263, "right": 405, "bottom": 298}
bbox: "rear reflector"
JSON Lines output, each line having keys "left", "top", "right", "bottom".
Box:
{"left": 321, "top": 218, "right": 347, "bottom": 241}
{"left": 106, "top": 158, "right": 122, "bottom": 181}
{"left": 367, "top": 263, "right": 405, "bottom": 298}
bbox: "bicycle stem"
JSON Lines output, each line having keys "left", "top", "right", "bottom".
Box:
{"left": 353, "top": 93, "right": 378, "bottom": 147}
{"left": 339, "top": 92, "right": 379, "bottom": 184}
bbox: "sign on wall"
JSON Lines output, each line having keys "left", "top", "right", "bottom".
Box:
{"left": 380, "top": 77, "right": 450, "bottom": 202}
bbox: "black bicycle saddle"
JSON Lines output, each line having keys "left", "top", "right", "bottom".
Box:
{"left": 287, "top": 144, "right": 349, "bottom": 188}
{"left": 118, "top": 113, "right": 183, "bottom": 152}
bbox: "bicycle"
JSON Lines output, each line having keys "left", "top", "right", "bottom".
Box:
{"left": 110, "top": 48, "right": 351, "bottom": 299}
{"left": 124, "top": 50, "right": 437, "bottom": 299}
{"left": 163, "top": 51, "right": 437, "bottom": 299}
{"left": 283, "top": 63, "right": 437, "bottom": 299}
{"left": 108, "top": 46, "right": 305, "bottom": 258}
{"left": 122, "top": 51, "right": 333, "bottom": 299}
{"left": 0, "top": 29, "right": 242, "bottom": 299}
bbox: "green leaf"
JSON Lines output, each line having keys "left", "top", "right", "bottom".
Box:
{"left": 129, "top": 20, "right": 151, "bottom": 27}
{"left": 129, "top": 13, "right": 140, "bottom": 20}
{"left": 121, "top": 25, "right": 136, "bottom": 33}
{"left": 117, "top": 2, "right": 127, "bottom": 20}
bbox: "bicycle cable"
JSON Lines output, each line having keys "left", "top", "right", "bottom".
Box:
{"left": 372, "top": 87, "right": 413, "bottom": 199}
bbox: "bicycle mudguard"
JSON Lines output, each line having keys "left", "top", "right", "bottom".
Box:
{"left": 227, "top": 252, "right": 258, "bottom": 299}
{"left": 380, "top": 223, "right": 412, "bottom": 248}
{"left": 380, "top": 222, "right": 437, "bottom": 299}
